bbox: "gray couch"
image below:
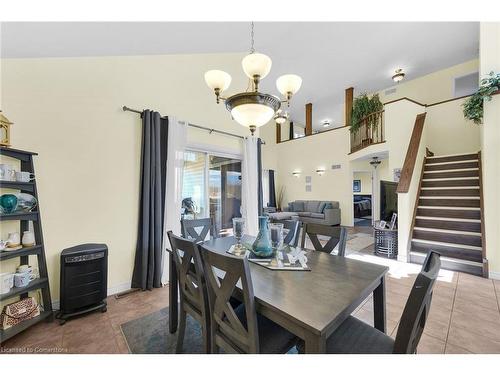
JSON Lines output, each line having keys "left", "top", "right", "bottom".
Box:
{"left": 267, "top": 200, "right": 341, "bottom": 226}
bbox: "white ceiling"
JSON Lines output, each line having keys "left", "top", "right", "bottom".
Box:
{"left": 0, "top": 22, "right": 479, "bottom": 129}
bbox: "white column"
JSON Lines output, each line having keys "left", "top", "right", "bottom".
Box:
{"left": 480, "top": 22, "right": 500, "bottom": 279}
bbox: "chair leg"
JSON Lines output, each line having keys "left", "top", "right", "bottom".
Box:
{"left": 201, "top": 325, "right": 211, "bottom": 354}
{"left": 176, "top": 310, "right": 187, "bottom": 354}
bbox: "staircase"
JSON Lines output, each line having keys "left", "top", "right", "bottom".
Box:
{"left": 409, "top": 152, "right": 487, "bottom": 277}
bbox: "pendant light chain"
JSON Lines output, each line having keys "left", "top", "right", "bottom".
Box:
{"left": 250, "top": 21, "right": 255, "bottom": 53}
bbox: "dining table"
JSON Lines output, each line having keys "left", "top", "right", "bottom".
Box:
{"left": 167, "top": 234, "right": 389, "bottom": 354}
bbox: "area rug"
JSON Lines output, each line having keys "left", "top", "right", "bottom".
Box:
{"left": 121, "top": 308, "right": 204, "bottom": 354}
{"left": 120, "top": 307, "right": 298, "bottom": 354}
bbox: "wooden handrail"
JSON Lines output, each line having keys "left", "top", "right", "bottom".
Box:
{"left": 396, "top": 113, "right": 427, "bottom": 193}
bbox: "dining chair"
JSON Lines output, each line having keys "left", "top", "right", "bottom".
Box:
{"left": 324, "top": 251, "right": 441, "bottom": 354}
{"left": 300, "top": 223, "right": 347, "bottom": 256}
{"left": 167, "top": 231, "right": 211, "bottom": 353}
{"left": 181, "top": 217, "right": 217, "bottom": 243}
{"left": 199, "top": 244, "right": 298, "bottom": 354}
{"left": 282, "top": 220, "right": 300, "bottom": 247}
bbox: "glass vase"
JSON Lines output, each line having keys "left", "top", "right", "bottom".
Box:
{"left": 252, "top": 216, "right": 273, "bottom": 258}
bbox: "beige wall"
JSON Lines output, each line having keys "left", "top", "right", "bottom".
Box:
{"left": 268, "top": 128, "right": 354, "bottom": 226}
{"left": 0, "top": 53, "right": 249, "bottom": 302}
{"left": 479, "top": 23, "right": 500, "bottom": 278}
{"left": 353, "top": 172, "right": 372, "bottom": 195}
{"left": 378, "top": 59, "right": 479, "bottom": 104}
{"left": 425, "top": 99, "right": 481, "bottom": 156}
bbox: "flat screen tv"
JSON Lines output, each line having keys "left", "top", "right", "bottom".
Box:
{"left": 380, "top": 180, "right": 398, "bottom": 222}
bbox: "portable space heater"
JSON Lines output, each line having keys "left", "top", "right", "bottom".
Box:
{"left": 56, "top": 243, "right": 108, "bottom": 325}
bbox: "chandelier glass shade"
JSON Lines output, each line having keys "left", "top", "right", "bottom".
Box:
{"left": 204, "top": 23, "right": 302, "bottom": 135}
{"left": 241, "top": 53, "right": 272, "bottom": 80}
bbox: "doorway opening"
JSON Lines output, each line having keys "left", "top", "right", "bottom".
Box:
{"left": 353, "top": 171, "right": 373, "bottom": 227}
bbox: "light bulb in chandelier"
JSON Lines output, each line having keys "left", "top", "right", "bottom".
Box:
{"left": 276, "top": 74, "right": 302, "bottom": 100}
{"left": 274, "top": 110, "right": 288, "bottom": 124}
{"left": 242, "top": 53, "right": 272, "bottom": 84}
{"left": 204, "top": 70, "right": 232, "bottom": 103}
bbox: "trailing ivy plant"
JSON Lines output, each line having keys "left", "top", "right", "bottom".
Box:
{"left": 463, "top": 71, "right": 500, "bottom": 125}
{"left": 350, "top": 93, "right": 383, "bottom": 133}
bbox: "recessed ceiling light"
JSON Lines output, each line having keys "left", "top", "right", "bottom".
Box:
{"left": 392, "top": 68, "right": 405, "bottom": 83}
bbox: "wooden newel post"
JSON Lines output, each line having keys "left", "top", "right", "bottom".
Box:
{"left": 305, "top": 103, "right": 312, "bottom": 136}
{"left": 345, "top": 87, "right": 354, "bottom": 127}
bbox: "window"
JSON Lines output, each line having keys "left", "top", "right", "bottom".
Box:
{"left": 182, "top": 150, "right": 242, "bottom": 236}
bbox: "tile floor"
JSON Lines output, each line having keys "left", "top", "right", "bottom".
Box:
{"left": 2, "top": 228, "right": 500, "bottom": 354}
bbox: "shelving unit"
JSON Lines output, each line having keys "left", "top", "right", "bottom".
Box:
{"left": 0, "top": 146, "right": 53, "bottom": 343}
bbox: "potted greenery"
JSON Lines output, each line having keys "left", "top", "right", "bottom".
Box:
{"left": 350, "top": 93, "right": 384, "bottom": 133}
{"left": 463, "top": 71, "right": 499, "bottom": 125}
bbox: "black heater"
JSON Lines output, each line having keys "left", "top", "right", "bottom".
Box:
{"left": 56, "top": 243, "right": 108, "bottom": 325}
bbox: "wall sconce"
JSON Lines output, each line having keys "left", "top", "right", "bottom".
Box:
{"left": 292, "top": 171, "right": 301, "bottom": 178}
{"left": 316, "top": 168, "right": 325, "bottom": 176}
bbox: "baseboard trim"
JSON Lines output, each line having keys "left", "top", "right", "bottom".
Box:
{"left": 489, "top": 271, "right": 500, "bottom": 280}
{"left": 50, "top": 281, "right": 131, "bottom": 311}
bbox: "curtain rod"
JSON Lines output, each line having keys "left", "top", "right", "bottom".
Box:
{"left": 122, "top": 106, "right": 252, "bottom": 141}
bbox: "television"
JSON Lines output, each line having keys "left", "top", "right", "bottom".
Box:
{"left": 380, "top": 180, "right": 398, "bottom": 223}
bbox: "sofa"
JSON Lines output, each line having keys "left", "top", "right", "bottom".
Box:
{"left": 266, "top": 200, "right": 341, "bottom": 226}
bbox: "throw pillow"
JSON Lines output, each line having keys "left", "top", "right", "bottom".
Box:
{"left": 318, "top": 202, "right": 327, "bottom": 213}
{"left": 293, "top": 201, "right": 305, "bottom": 212}
{"left": 322, "top": 203, "right": 333, "bottom": 213}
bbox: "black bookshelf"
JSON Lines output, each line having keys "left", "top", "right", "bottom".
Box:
{"left": 0, "top": 146, "right": 53, "bottom": 344}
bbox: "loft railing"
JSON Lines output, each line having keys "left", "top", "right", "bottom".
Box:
{"left": 349, "top": 110, "right": 385, "bottom": 153}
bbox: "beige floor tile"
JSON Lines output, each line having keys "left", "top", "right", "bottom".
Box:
{"left": 450, "top": 310, "right": 500, "bottom": 341}
{"left": 447, "top": 325, "right": 500, "bottom": 353}
{"left": 453, "top": 297, "right": 500, "bottom": 324}
{"left": 416, "top": 333, "right": 446, "bottom": 354}
{"left": 457, "top": 283, "right": 496, "bottom": 301}
{"left": 62, "top": 324, "right": 119, "bottom": 354}
{"left": 444, "top": 343, "right": 474, "bottom": 354}
{"left": 454, "top": 289, "right": 499, "bottom": 312}
{"left": 423, "top": 307, "right": 451, "bottom": 341}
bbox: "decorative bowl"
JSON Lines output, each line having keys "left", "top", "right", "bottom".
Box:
{"left": 0, "top": 194, "right": 18, "bottom": 214}
{"left": 14, "top": 193, "right": 37, "bottom": 212}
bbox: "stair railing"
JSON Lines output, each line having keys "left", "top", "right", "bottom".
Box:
{"left": 350, "top": 110, "right": 385, "bottom": 153}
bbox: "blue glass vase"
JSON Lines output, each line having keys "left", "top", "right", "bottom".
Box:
{"left": 0, "top": 194, "right": 18, "bottom": 214}
{"left": 252, "top": 216, "right": 273, "bottom": 258}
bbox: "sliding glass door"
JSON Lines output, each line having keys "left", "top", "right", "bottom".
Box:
{"left": 182, "top": 150, "right": 242, "bottom": 236}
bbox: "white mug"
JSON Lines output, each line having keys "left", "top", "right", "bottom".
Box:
{"left": 0, "top": 273, "right": 14, "bottom": 294}
{"left": 22, "top": 231, "right": 36, "bottom": 247}
{"left": 15, "top": 171, "right": 35, "bottom": 182}
{"left": 0, "top": 164, "right": 15, "bottom": 181}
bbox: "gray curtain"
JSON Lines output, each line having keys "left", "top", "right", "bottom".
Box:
{"left": 268, "top": 170, "right": 277, "bottom": 208}
{"left": 132, "top": 110, "right": 168, "bottom": 290}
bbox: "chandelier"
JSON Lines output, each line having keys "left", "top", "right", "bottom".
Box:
{"left": 204, "top": 22, "right": 302, "bottom": 135}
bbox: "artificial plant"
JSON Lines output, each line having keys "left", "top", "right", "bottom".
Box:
{"left": 350, "top": 93, "right": 383, "bottom": 133}
{"left": 463, "top": 71, "right": 500, "bottom": 125}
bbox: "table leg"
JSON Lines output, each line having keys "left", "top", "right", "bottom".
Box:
{"left": 373, "top": 276, "right": 386, "bottom": 333}
{"left": 303, "top": 332, "right": 326, "bottom": 354}
{"left": 169, "top": 253, "right": 178, "bottom": 334}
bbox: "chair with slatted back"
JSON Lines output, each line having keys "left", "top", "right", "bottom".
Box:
{"left": 181, "top": 218, "right": 217, "bottom": 243}
{"left": 324, "top": 251, "right": 441, "bottom": 354}
{"left": 282, "top": 220, "right": 300, "bottom": 247}
{"left": 199, "top": 244, "right": 298, "bottom": 354}
{"left": 167, "top": 231, "right": 211, "bottom": 353}
{"left": 300, "top": 223, "right": 347, "bottom": 256}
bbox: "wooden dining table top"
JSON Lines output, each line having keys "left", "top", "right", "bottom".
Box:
{"left": 202, "top": 235, "right": 389, "bottom": 337}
